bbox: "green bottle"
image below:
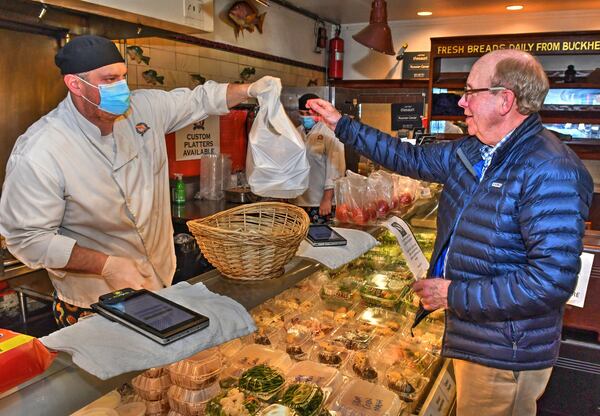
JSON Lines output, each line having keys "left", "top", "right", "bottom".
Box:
{"left": 174, "top": 173, "right": 186, "bottom": 205}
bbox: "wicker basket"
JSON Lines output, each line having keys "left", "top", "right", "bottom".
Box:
{"left": 187, "top": 202, "right": 310, "bottom": 281}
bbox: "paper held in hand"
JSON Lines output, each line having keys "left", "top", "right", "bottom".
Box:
{"left": 382, "top": 216, "right": 429, "bottom": 280}
{"left": 567, "top": 251, "right": 594, "bottom": 308}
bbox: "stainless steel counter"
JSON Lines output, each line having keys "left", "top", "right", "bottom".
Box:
{"left": 0, "top": 257, "right": 321, "bottom": 416}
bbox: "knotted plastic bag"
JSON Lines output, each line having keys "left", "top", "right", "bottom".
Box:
{"left": 246, "top": 78, "right": 309, "bottom": 198}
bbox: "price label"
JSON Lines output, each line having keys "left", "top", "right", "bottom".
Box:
{"left": 567, "top": 251, "right": 594, "bottom": 308}
{"left": 382, "top": 216, "right": 429, "bottom": 280}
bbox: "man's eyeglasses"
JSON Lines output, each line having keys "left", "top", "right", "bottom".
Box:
{"left": 462, "top": 86, "right": 508, "bottom": 97}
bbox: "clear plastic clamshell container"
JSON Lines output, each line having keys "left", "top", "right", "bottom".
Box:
{"left": 205, "top": 388, "right": 262, "bottom": 416}
{"left": 253, "top": 325, "right": 284, "bottom": 348}
{"left": 385, "top": 364, "right": 430, "bottom": 407}
{"left": 283, "top": 324, "right": 313, "bottom": 361}
{"left": 329, "top": 379, "right": 406, "bottom": 416}
{"left": 271, "top": 288, "right": 318, "bottom": 314}
{"left": 251, "top": 304, "right": 288, "bottom": 329}
{"left": 376, "top": 337, "right": 438, "bottom": 377}
{"left": 330, "top": 322, "right": 377, "bottom": 351}
{"left": 167, "top": 383, "right": 221, "bottom": 416}
{"left": 279, "top": 383, "right": 325, "bottom": 416}
{"left": 167, "top": 348, "right": 222, "bottom": 390}
{"left": 219, "top": 338, "right": 245, "bottom": 363}
{"left": 220, "top": 344, "right": 292, "bottom": 388}
{"left": 285, "top": 361, "right": 344, "bottom": 403}
{"left": 359, "top": 273, "right": 412, "bottom": 311}
{"left": 346, "top": 351, "right": 380, "bottom": 383}
{"left": 309, "top": 340, "right": 351, "bottom": 369}
{"left": 131, "top": 373, "right": 171, "bottom": 401}
{"left": 320, "top": 277, "right": 359, "bottom": 309}
{"left": 256, "top": 404, "right": 296, "bottom": 416}
{"left": 356, "top": 307, "right": 406, "bottom": 338}
{"left": 237, "top": 364, "right": 286, "bottom": 402}
{"left": 144, "top": 397, "right": 170, "bottom": 416}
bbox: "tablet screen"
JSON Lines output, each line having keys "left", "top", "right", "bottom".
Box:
{"left": 308, "top": 225, "right": 344, "bottom": 242}
{"left": 104, "top": 293, "right": 195, "bottom": 331}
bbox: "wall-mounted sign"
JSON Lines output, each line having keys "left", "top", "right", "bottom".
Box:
{"left": 402, "top": 52, "right": 430, "bottom": 80}
{"left": 391, "top": 102, "right": 424, "bottom": 130}
{"left": 175, "top": 116, "right": 220, "bottom": 161}
{"left": 433, "top": 33, "right": 600, "bottom": 57}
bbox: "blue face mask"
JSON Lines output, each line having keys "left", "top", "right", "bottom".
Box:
{"left": 78, "top": 77, "right": 131, "bottom": 115}
{"left": 300, "top": 116, "right": 316, "bottom": 130}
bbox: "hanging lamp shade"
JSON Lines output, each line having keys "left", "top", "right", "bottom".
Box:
{"left": 352, "top": 0, "right": 395, "bottom": 55}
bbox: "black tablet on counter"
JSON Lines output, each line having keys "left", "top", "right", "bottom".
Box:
{"left": 91, "top": 288, "right": 209, "bottom": 345}
{"left": 306, "top": 224, "right": 348, "bottom": 247}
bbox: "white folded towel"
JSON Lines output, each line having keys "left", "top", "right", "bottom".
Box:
{"left": 40, "top": 282, "right": 256, "bottom": 380}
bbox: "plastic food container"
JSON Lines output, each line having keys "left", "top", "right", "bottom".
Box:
{"left": 167, "top": 411, "right": 186, "bottom": 416}
{"left": 272, "top": 288, "right": 317, "bottom": 314}
{"left": 256, "top": 404, "right": 296, "bottom": 416}
{"left": 284, "top": 314, "right": 333, "bottom": 341}
{"left": 346, "top": 351, "right": 380, "bottom": 382}
{"left": 144, "top": 397, "right": 170, "bottom": 415}
{"left": 115, "top": 402, "right": 146, "bottom": 416}
{"left": 385, "top": 364, "right": 430, "bottom": 405}
{"left": 376, "top": 337, "right": 437, "bottom": 374}
{"left": 359, "top": 273, "right": 412, "bottom": 310}
{"left": 309, "top": 340, "right": 350, "bottom": 369}
{"left": 330, "top": 323, "right": 377, "bottom": 351}
{"left": 167, "top": 349, "right": 222, "bottom": 390}
{"left": 356, "top": 307, "right": 406, "bottom": 338}
{"left": 279, "top": 383, "right": 325, "bottom": 416}
{"left": 131, "top": 373, "right": 172, "bottom": 400}
{"left": 320, "top": 278, "right": 359, "bottom": 309}
{"left": 251, "top": 304, "right": 288, "bottom": 329}
{"left": 253, "top": 325, "right": 284, "bottom": 348}
{"left": 205, "top": 388, "right": 261, "bottom": 416}
{"left": 167, "top": 383, "right": 221, "bottom": 416}
{"left": 283, "top": 325, "right": 312, "bottom": 361}
{"left": 219, "top": 338, "right": 245, "bottom": 362}
{"left": 310, "top": 303, "right": 358, "bottom": 330}
{"left": 285, "top": 361, "right": 343, "bottom": 403}
{"left": 143, "top": 368, "right": 166, "bottom": 378}
{"left": 237, "top": 364, "right": 286, "bottom": 402}
{"left": 229, "top": 344, "right": 293, "bottom": 373}
{"left": 329, "top": 379, "right": 406, "bottom": 416}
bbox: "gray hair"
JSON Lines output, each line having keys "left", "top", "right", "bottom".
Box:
{"left": 490, "top": 53, "right": 549, "bottom": 115}
{"left": 76, "top": 71, "right": 90, "bottom": 80}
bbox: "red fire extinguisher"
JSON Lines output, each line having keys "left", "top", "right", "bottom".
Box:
{"left": 328, "top": 27, "right": 344, "bottom": 80}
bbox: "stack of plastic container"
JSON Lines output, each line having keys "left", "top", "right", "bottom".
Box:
{"left": 131, "top": 368, "right": 171, "bottom": 416}
{"left": 166, "top": 348, "right": 223, "bottom": 416}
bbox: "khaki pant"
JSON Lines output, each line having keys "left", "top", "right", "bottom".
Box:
{"left": 453, "top": 359, "right": 552, "bottom": 416}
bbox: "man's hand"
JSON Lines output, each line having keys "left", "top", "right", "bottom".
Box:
{"left": 306, "top": 99, "right": 342, "bottom": 131}
{"left": 247, "top": 76, "right": 280, "bottom": 98}
{"left": 412, "top": 279, "right": 451, "bottom": 311}
{"left": 319, "top": 189, "right": 334, "bottom": 216}
{"left": 101, "top": 256, "right": 151, "bottom": 290}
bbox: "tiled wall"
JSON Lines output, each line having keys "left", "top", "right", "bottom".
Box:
{"left": 115, "top": 37, "right": 325, "bottom": 91}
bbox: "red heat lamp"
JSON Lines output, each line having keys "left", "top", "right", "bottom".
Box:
{"left": 352, "top": 0, "right": 395, "bottom": 56}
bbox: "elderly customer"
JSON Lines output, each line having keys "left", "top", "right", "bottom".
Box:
{"left": 306, "top": 49, "right": 593, "bottom": 415}
{"left": 0, "top": 35, "right": 272, "bottom": 327}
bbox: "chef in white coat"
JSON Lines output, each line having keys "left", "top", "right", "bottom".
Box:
{"left": 0, "top": 35, "right": 272, "bottom": 326}
{"left": 292, "top": 93, "right": 345, "bottom": 224}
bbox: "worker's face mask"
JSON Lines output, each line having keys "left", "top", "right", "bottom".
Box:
{"left": 300, "top": 115, "right": 316, "bottom": 130}
{"left": 77, "top": 76, "right": 131, "bottom": 115}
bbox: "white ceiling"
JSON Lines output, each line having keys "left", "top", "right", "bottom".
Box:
{"left": 281, "top": 0, "right": 600, "bottom": 25}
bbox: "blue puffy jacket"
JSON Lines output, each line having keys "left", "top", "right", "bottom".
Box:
{"left": 335, "top": 114, "right": 593, "bottom": 370}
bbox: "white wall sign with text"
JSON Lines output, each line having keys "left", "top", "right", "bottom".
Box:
{"left": 175, "top": 116, "right": 220, "bottom": 161}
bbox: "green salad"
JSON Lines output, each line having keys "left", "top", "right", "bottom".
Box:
{"left": 238, "top": 365, "right": 286, "bottom": 401}
{"left": 279, "top": 383, "right": 324, "bottom": 416}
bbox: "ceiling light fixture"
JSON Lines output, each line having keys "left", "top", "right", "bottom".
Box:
{"left": 352, "top": 0, "right": 395, "bottom": 55}
{"left": 417, "top": 11, "right": 433, "bottom": 16}
{"left": 506, "top": 5, "right": 524, "bottom": 10}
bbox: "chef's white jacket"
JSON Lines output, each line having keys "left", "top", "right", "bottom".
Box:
{"left": 0, "top": 81, "right": 229, "bottom": 307}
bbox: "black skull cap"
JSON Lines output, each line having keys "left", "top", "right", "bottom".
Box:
{"left": 55, "top": 35, "right": 125, "bottom": 75}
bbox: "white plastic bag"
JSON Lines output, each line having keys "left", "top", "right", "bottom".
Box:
{"left": 246, "top": 78, "right": 310, "bottom": 198}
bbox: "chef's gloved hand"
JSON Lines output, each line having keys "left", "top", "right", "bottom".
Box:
{"left": 101, "top": 256, "right": 151, "bottom": 290}
{"left": 247, "top": 76, "right": 280, "bottom": 98}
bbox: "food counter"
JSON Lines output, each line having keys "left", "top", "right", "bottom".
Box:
{"left": 0, "top": 220, "right": 452, "bottom": 416}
